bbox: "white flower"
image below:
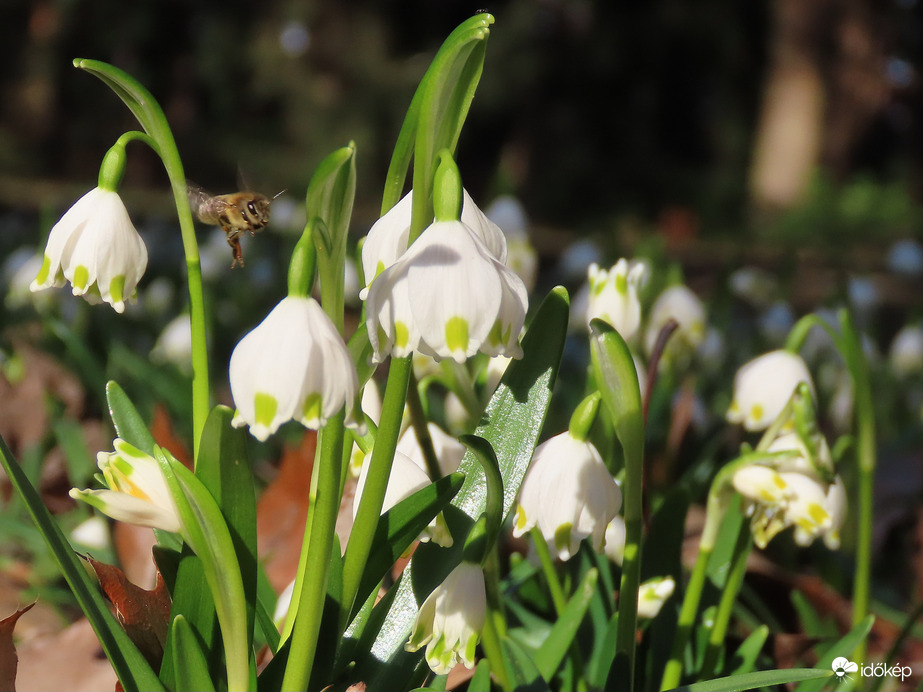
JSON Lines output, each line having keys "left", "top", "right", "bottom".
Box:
{"left": 726, "top": 350, "right": 814, "bottom": 431}
{"left": 644, "top": 284, "right": 706, "bottom": 359}
{"left": 604, "top": 516, "right": 626, "bottom": 565}
{"left": 69, "top": 438, "right": 182, "bottom": 534}
{"left": 348, "top": 383, "right": 383, "bottom": 477}
{"left": 151, "top": 314, "right": 193, "bottom": 373}
{"left": 513, "top": 431, "right": 622, "bottom": 561}
{"left": 732, "top": 435, "right": 846, "bottom": 550}
{"left": 397, "top": 423, "right": 466, "bottom": 477}
{"left": 360, "top": 190, "right": 507, "bottom": 296}
{"left": 30, "top": 187, "right": 147, "bottom": 313}
{"left": 889, "top": 325, "right": 923, "bottom": 376}
{"left": 364, "top": 219, "right": 528, "bottom": 364}
{"left": 405, "top": 561, "right": 486, "bottom": 675}
{"left": 353, "top": 450, "right": 452, "bottom": 547}
{"left": 229, "top": 296, "right": 359, "bottom": 441}
{"left": 637, "top": 576, "right": 676, "bottom": 619}
{"left": 586, "top": 259, "right": 646, "bottom": 339}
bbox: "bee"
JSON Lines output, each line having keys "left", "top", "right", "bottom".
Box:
{"left": 186, "top": 183, "right": 273, "bottom": 268}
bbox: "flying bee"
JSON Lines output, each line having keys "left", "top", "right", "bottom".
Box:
{"left": 186, "top": 183, "right": 275, "bottom": 268}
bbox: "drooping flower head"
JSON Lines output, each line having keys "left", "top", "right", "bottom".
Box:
{"left": 727, "top": 350, "right": 815, "bottom": 431}
{"left": 364, "top": 219, "right": 528, "bottom": 364}
{"left": 31, "top": 187, "right": 148, "bottom": 313}
{"left": 732, "top": 431, "right": 845, "bottom": 549}
{"left": 586, "top": 259, "right": 646, "bottom": 339}
{"left": 405, "top": 561, "right": 487, "bottom": 674}
{"left": 360, "top": 189, "right": 508, "bottom": 297}
{"left": 69, "top": 438, "right": 182, "bottom": 534}
{"left": 513, "top": 431, "right": 622, "bottom": 561}
{"left": 644, "top": 284, "right": 706, "bottom": 360}
{"left": 229, "top": 295, "right": 360, "bottom": 441}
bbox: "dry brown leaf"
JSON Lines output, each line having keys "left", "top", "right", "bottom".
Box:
{"left": 15, "top": 618, "right": 116, "bottom": 692}
{"left": 0, "top": 603, "right": 35, "bottom": 692}
{"left": 257, "top": 432, "right": 316, "bottom": 592}
{"left": 150, "top": 404, "right": 192, "bottom": 470}
{"left": 84, "top": 556, "right": 171, "bottom": 669}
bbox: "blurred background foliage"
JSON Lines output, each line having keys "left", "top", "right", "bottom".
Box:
{"left": 0, "top": 0, "right": 923, "bottom": 653}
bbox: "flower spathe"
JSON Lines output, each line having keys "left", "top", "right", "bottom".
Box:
{"left": 360, "top": 189, "right": 508, "bottom": 296}
{"left": 727, "top": 350, "right": 815, "bottom": 431}
{"left": 405, "top": 561, "right": 486, "bottom": 675}
{"left": 69, "top": 438, "right": 182, "bottom": 534}
{"left": 230, "top": 296, "right": 359, "bottom": 441}
{"left": 365, "top": 219, "right": 528, "bottom": 364}
{"left": 586, "top": 259, "right": 646, "bottom": 339}
{"left": 30, "top": 187, "right": 147, "bottom": 313}
{"left": 513, "top": 431, "right": 622, "bottom": 561}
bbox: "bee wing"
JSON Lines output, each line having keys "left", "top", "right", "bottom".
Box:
{"left": 187, "top": 182, "right": 233, "bottom": 225}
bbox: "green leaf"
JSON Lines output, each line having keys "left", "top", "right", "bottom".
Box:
{"left": 157, "top": 450, "right": 253, "bottom": 692}
{"left": 669, "top": 667, "right": 832, "bottom": 692}
{"left": 791, "top": 590, "right": 835, "bottom": 638}
{"left": 381, "top": 12, "right": 494, "bottom": 216}
{"left": 352, "top": 286, "right": 569, "bottom": 690}
{"left": 502, "top": 637, "right": 551, "bottom": 692}
{"left": 0, "top": 434, "right": 165, "bottom": 692}
{"left": 170, "top": 615, "right": 216, "bottom": 692}
{"left": 728, "top": 626, "right": 769, "bottom": 676}
{"left": 194, "top": 406, "right": 258, "bottom": 651}
{"left": 794, "top": 615, "right": 874, "bottom": 692}
{"left": 106, "top": 380, "right": 156, "bottom": 455}
{"left": 588, "top": 611, "right": 619, "bottom": 688}
{"left": 468, "top": 658, "right": 493, "bottom": 692}
{"left": 354, "top": 472, "right": 465, "bottom": 618}
{"left": 535, "top": 568, "right": 598, "bottom": 680}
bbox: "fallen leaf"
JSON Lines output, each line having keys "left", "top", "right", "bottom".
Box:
{"left": 0, "top": 602, "right": 35, "bottom": 692}
{"left": 150, "top": 404, "right": 191, "bottom": 470}
{"left": 84, "top": 556, "right": 171, "bottom": 668}
{"left": 15, "top": 617, "right": 116, "bottom": 692}
{"left": 257, "top": 432, "right": 316, "bottom": 592}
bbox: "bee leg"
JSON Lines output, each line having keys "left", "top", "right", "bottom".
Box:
{"left": 224, "top": 230, "right": 245, "bottom": 269}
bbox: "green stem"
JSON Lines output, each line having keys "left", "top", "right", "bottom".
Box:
{"left": 340, "top": 355, "right": 412, "bottom": 625}
{"left": 700, "top": 526, "right": 752, "bottom": 679}
{"left": 479, "top": 605, "right": 512, "bottom": 691}
{"left": 661, "top": 546, "right": 711, "bottom": 690}
{"left": 840, "top": 310, "right": 876, "bottom": 665}
{"left": 407, "top": 370, "right": 442, "bottom": 479}
{"left": 74, "top": 59, "right": 210, "bottom": 463}
{"left": 280, "top": 414, "right": 345, "bottom": 691}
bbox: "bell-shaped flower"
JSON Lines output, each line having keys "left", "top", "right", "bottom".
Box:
{"left": 586, "top": 259, "right": 646, "bottom": 339}
{"left": 637, "top": 576, "right": 676, "bottom": 619}
{"left": 889, "top": 324, "right": 923, "bottom": 376}
{"left": 604, "top": 516, "right": 626, "bottom": 565}
{"left": 230, "top": 295, "right": 359, "bottom": 441}
{"left": 513, "top": 431, "right": 622, "bottom": 561}
{"left": 69, "top": 438, "right": 182, "bottom": 534}
{"left": 732, "top": 436, "right": 846, "bottom": 550}
{"left": 364, "top": 219, "right": 528, "bottom": 364}
{"left": 405, "top": 561, "right": 486, "bottom": 675}
{"left": 644, "top": 284, "right": 706, "bottom": 359}
{"left": 727, "top": 350, "right": 815, "bottom": 431}
{"left": 360, "top": 190, "right": 507, "bottom": 297}
{"left": 397, "top": 423, "right": 466, "bottom": 477}
{"left": 353, "top": 450, "right": 452, "bottom": 547}
{"left": 30, "top": 187, "right": 147, "bottom": 313}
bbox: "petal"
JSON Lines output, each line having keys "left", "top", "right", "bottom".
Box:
{"left": 70, "top": 488, "right": 183, "bottom": 534}
{"left": 406, "top": 222, "right": 502, "bottom": 362}
{"left": 461, "top": 189, "right": 508, "bottom": 263}
{"left": 361, "top": 192, "right": 413, "bottom": 292}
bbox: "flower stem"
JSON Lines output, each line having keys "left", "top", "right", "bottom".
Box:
{"left": 479, "top": 605, "right": 511, "bottom": 691}
{"left": 530, "top": 527, "right": 567, "bottom": 613}
{"left": 661, "top": 545, "right": 711, "bottom": 690}
{"left": 839, "top": 310, "right": 876, "bottom": 665}
{"left": 406, "top": 370, "right": 442, "bottom": 480}
{"left": 340, "top": 355, "right": 412, "bottom": 625}
{"left": 700, "top": 525, "right": 752, "bottom": 679}
{"left": 74, "top": 59, "right": 211, "bottom": 463}
{"left": 280, "top": 414, "right": 345, "bottom": 692}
